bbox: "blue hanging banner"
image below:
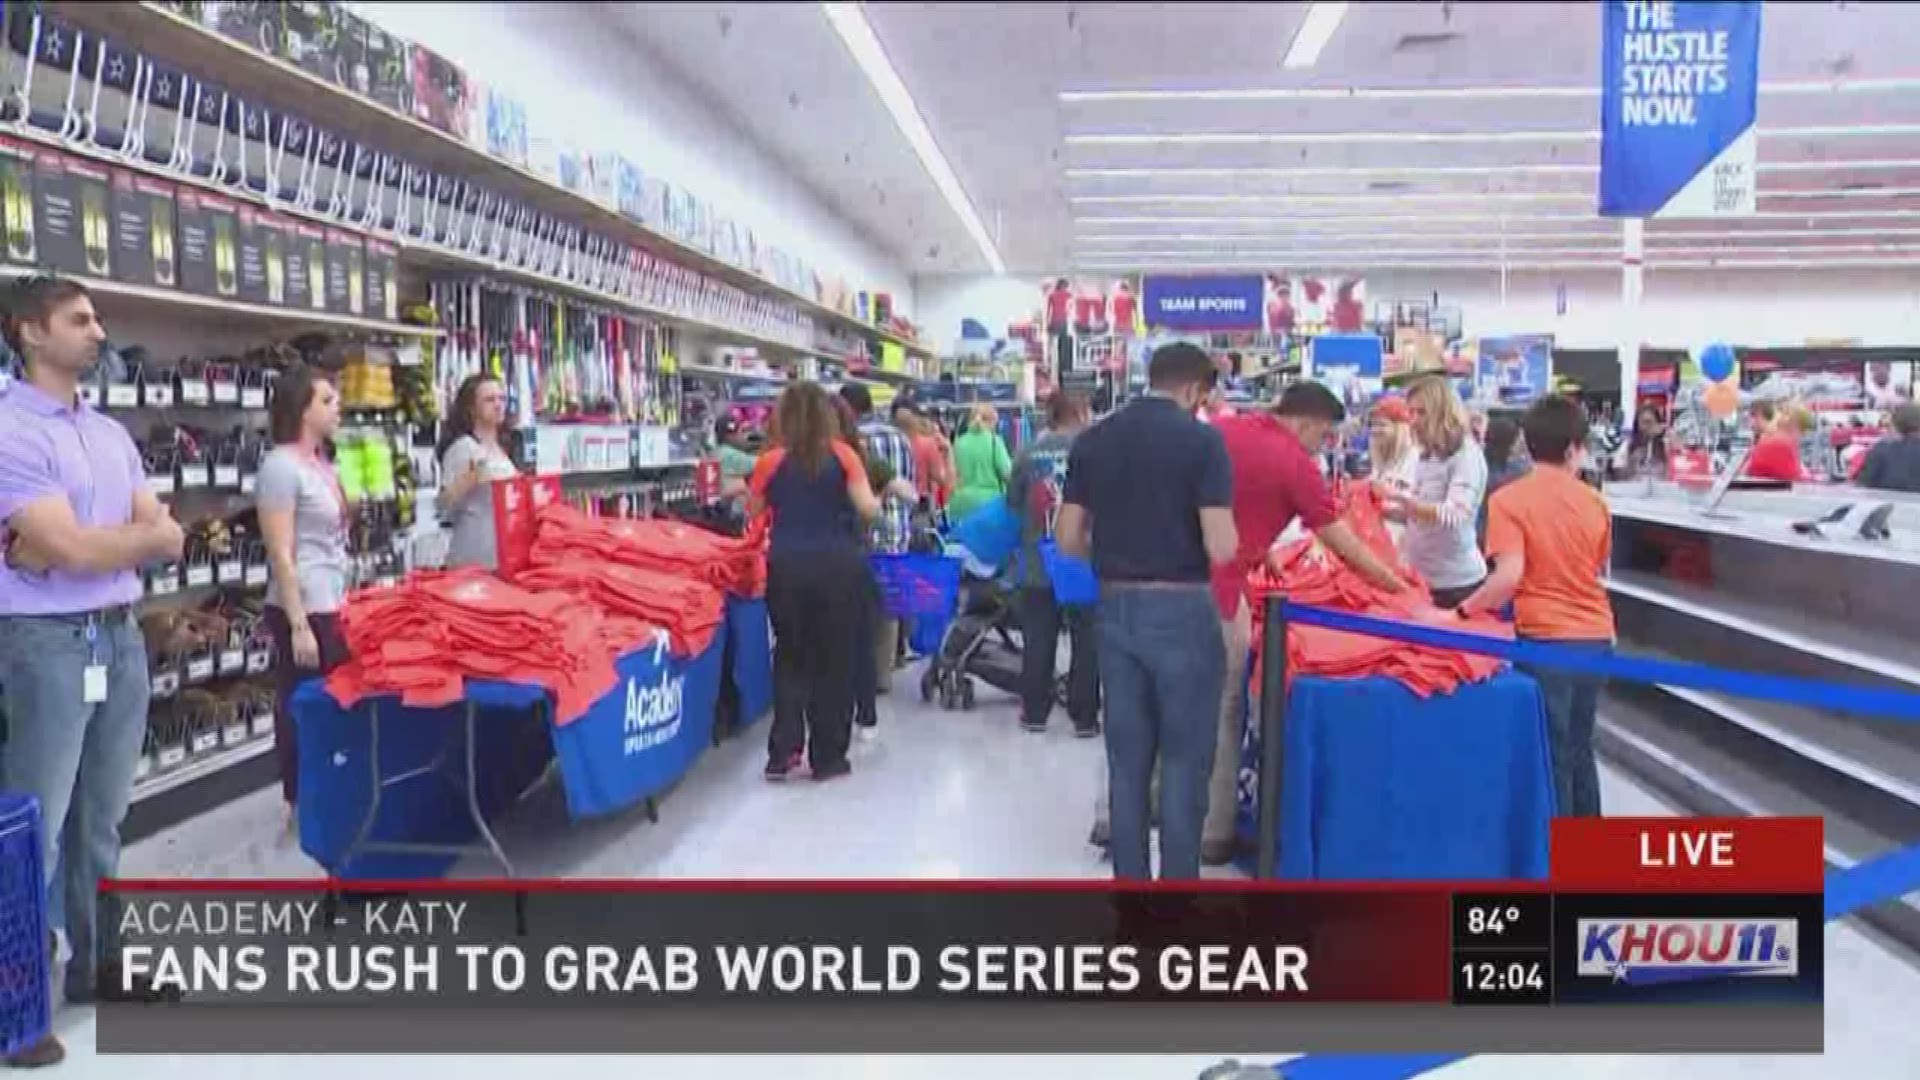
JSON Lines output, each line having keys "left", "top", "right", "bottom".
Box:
{"left": 1600, "top": 1, "right": 1762, "bottom": 219}
{"left": 1140, "top": 275, "right": 1265, "bottom": 332}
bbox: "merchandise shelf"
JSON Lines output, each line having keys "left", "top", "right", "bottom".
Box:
{"left": 50, "top": 0, "right": 932, "bottom": 359}
{"left": 0, "top": 266, "right": 439, "bottom": 339}
{"left": 132, "top": 732, "right": 275, "bottom": 804}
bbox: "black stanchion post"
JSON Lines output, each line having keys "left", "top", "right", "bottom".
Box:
{"left": 1255, "top": 596, "right": 1289, "bottom": 880}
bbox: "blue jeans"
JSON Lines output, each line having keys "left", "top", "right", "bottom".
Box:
{"left": 1520, "top": 638, "right": 1609, "bottom": 818}
{"left": 1096, "top": 586, "right": 1226, "bottom": 880}
{"left": 0, "top": 611, "right": 150, "bottom": 999}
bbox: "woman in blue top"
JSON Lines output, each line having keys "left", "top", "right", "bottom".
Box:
{"left": 747, "top": 382, "right": 882, "bottom": 783}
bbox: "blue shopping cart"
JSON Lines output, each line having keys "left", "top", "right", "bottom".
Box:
{"left": 0, "top": 794, "right": 50, "bottom": 1059}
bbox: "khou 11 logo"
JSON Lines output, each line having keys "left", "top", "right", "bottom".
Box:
{"left": 1576, "top": 918, "right": 1798, "bottom": 986}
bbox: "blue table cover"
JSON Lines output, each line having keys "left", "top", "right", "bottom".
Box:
{"left": 724, "top": 596, "right": 773, "bottom": 726}
{"left": 292, "top": 634, "right": 727, "bottom": 878}
{"left": 1237, "top": 671, "right": 1555, "bottom": 881}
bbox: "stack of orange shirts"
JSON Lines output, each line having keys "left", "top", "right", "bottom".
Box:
{"left": 531, "top": 504, "right": 767, "bottom": 598}
{"left": 514, "top": 562, "right": 725, "bottom": 657}
{"left": 325, "top": 569, "right": 620, "bottom": 724}
{"left": 1247, "top": 486, "right": 1508, "bottom": 699}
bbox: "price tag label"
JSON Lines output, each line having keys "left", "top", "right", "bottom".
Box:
{"left": 377, "top": 575, "right": 397, "bottom": 590}
{"left": 214, "top": 464, "right": 240, "bottom": 488}
{"left": 180, "top": 462, "right": 209, "bottom": 489}
{"left": 79, "top": 383, "right": 102, "bottom": 407}
{"left": 181, "top": 379, "right": 211, "bottom": 406}
{"left": 190, "top": 729, "right": 220, "bottom": 754}
{"left": 185, "top": 564, "right": 214, "bottom": 588}
{"left": 148, "top": 472, "right": 176, "bottom": 495}
{"left": 186, "top": 656, "right": 214, "bottom": 682}
{"left": 149, "top": 573, "right": 179, "bottom": 597}
{"left": 134, "top": 754, "right": 153, "bottom": 782}
{"left": 145, "top": 383, "right": 174, "bottom": 408}
{"left": 241, "top": 387, "right": 267, "bottom": 409}
{"left": 251, "top": 710, "right": 275, "bottom": 737}
{"left": 245, "top": 564, "right": 269, "bottom": 587}
{"left": 219, "top": 648, "right": 244, "bottom": 673}
{"left": 211, "top": 380, "right": 240, "bottom": 404}
{"left": 107, "top": 383, "right": 139, "bottom": 408}
{"left": 158, "top": 744, "right": 187, "bottom": 769}
{"left": 217, "top": 559, "right": 243, "bottom": 584}
{"left": 246, "top": 649, "right": 272, "bottom": 674}
{"left": 222, "top": 722, "right": 250, "bottom": 748}
{"left": 150, "top": 671, "right": 176, "bottom": 698}
{"left": 240, "top": 472, "right": 257, "bottom": 495}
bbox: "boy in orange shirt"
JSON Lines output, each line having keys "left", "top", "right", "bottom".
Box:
{"left": 1456, "top": 395, "right": 1614, "bottom": 817}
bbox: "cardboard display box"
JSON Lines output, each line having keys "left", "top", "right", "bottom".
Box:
{"left": 109, "top": 169, "right": 179, "bottom": 288}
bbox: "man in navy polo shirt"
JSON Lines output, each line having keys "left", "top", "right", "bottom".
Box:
{"left": 1056, "top": 342, "right": 1237, "bottom": 880}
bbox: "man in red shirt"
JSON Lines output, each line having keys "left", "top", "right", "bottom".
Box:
{"left": 1201, "top": 381, "right": 1409, "bottom": 864}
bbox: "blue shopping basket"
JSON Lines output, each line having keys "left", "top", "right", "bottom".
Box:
{"left": 871, "top": 552, "right": 965, "bottom": 619}
{"left": 1039, "top": 540, "right": 1099, "bottom": 607}
{"left": 0, "top": 794, "right": 49, "bottom": 1057}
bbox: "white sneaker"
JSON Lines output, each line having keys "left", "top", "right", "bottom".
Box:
{"left": 856, "top": 724, "right": 880, "bottom": 744}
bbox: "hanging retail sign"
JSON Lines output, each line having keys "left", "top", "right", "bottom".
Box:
{"left": 1141, "top": 275, "right": 1265, "bottom": 331}
{"left": 1599, "top": 0, "right": 1761, "bottom": 219}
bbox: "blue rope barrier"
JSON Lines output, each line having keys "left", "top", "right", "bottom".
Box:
{"left": 1279, "top": 601, "right": 1920, "bottom": 724}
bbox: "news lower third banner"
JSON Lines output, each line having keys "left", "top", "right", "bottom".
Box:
{"left": 96, "top": 819, "right": 1824, "bottom": 1054}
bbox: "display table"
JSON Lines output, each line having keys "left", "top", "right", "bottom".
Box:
{"left": 293, "top": 633, "right": 732, "bottom": 880}
{"left": 1236, "top": 671, "right": 1556, "bottom": 880}
{"left": 724, "top": 596, "right": 774, "bottom": 729}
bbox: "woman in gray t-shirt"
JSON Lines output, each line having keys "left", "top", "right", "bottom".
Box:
{"left": 1394, "top": 376, "right": 1489, "bottom": 608}
{"left": 436, "top": 374, "right": 520, "bottom": 570}
{"left": 256, "top": 365, "right": 356, "bottom": 830}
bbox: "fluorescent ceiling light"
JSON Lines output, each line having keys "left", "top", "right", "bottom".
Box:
{"left": 820, "top": 2, "right": 1004, "bottom": 274}
{"left": 1060, "top": 77, "right": 1920, "bottom": 104}
{"left": 1283, "top": 2, "right": 1349, "bottom": 69}
{"left": 1064, "top": 159, "right": 1920, "bottom": 179}
{"left": 1064, "top": 124, "right": 1920, "bottom": 147}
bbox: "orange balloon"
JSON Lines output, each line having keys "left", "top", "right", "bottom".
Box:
{"left": 1703, "top": 380, "right": 1740, "bottom": 419}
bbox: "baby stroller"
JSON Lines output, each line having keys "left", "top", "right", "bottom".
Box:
{"left": 919, "top": 563, "right": 1024, "bottom": 711}
{"left": 915, "top": 496, "right": 1026, "bottom": 712}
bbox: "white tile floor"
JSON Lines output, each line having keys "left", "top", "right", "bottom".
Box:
{"left": 39, "top": 673, "right": 1916, "bottom": 1078}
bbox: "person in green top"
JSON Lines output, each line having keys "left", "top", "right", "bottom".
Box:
{"left": 714, "top": 416, "right": 760, "bottom": 503}
{"left": 948, "top": 403, "right": 1013, "bottom": 521}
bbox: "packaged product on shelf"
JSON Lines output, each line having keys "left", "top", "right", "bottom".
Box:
{"left": 485, "top": 89, "right": 530, "bottom": 167}
{"left": 0, "top": 135, "right": 37, "bottom": 265}
{"left": 278, "top": 0, "right": 358, "bottom": 88}
{"left": 175, "top": 188, "right": 240, "bottom": 297}
{"left": 641, "top": 177, "right": 670, "bottom": 230}
{"left": 615, "top": 158, "right": 647, "bottom": 221}
{"left": 324, "top": 227, "right": 365, "bottom": 315}
{"left": 354, "top": 18, "right": 415, "bottom": 114}
{"left": 588, "top": 151, "right": 621, "bottom": 208}
{"left": 201, "top": 0, "right": 283, "bottom": 56}
{"left": 364, "top": 238, "right": 399, "bottom": 321}
{"left": 234, "top": 206, "right": 273, "bottom": 304}
{"left": 31, "top": 148, "right": 92, "bottom": 278}
{"left": 410, "top": 41, "right": 473, "bottom": 138}
{"left": 255, "top": 211, "right": 289, "bottom": 305}
{"left": 286, "top": 219, "right": 327, "bottom": 310}
{"left": 110, "top": 169, "right": 179, "bottom": 288}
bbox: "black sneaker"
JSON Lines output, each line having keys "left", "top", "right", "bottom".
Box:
{"left": 1020, "top": 714, "right": 1048, "bottom": 733}
{"left": 1072, "top": 719, "right": 1101, "bottom": 738}
{"left": 764, "top": 751, "right": 802, "bottom": 781}
{"left": 810, "top": 759, "right": 852, "bottom": 782}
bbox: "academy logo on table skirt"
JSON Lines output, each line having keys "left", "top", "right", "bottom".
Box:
{"left": 1575, "top": 918, "right": 1797, "bottom": 986}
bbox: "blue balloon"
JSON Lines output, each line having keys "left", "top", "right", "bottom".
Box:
{"left": 1698, "top": 342, "right": 1736, "bottom": 384}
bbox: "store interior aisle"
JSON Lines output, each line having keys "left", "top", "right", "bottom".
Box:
{"left": 86, "top": 676, "right": 1920, "bottom": 1079}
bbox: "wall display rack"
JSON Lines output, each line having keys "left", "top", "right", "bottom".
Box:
{"left": 44, "top": 1, "right": 932, "bottom": 362}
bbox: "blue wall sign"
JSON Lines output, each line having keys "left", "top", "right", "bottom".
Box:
{"left": 1141, "top": 275, "right": 1264, "bottom": 332}
{"left": 1600, "top": 1, "right": 1762, "bottom": 218}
